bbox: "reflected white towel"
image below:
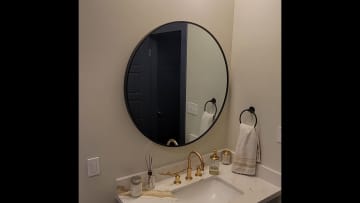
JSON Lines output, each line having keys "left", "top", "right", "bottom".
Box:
{"left": 199, "top": 111, "right": 214, "bottom": 135}
{"left": 232, "top": 123, "right": 261, "bottom": 175}
{"left": 186, "top": 133, "right": 199, "bottom": 143}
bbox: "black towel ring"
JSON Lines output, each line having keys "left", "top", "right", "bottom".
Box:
{"left": 239, "top": 106, "right": 257, "bottom": 127}
{"left": 204, "top": 98, "right": 217, "bottom": 121}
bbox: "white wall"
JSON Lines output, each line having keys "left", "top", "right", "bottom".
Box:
{"left": 227, "top": 0, "right": 281, "bottom": 172}
{"left": 79, "top": 1, "right": 234, "bottom": 203}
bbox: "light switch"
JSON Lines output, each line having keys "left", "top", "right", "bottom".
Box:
{"left": 276, "top": 126, "right": 281, "bottom": 144}
{"left": 187, "top": 102, "right": 198, "bottom": 115}
{"left": 87, "top": 157, "right": 100, "bottom": 177}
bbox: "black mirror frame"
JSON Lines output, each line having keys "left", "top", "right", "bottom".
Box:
{"left": 124, "top": 21, "right": 229, "bottom": 147}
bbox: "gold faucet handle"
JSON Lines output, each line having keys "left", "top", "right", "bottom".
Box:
{"left": 159, "top": 172, "right": 174, "bottom": 176}
{"left": 159, "top": 169, "right": 186, "bottom": 184}
{"left": 195, "top": 166, "right": 202, "bottom": 176}
{"left": 159, "top": 168, "right": 186, "bottom": 176}
{"left": 173, "top": 174, "right": 181, "bottom": 184}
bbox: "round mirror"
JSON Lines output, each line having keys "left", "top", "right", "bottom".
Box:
{"left": 124, "top": 21, "right": 228, "bottom": 147}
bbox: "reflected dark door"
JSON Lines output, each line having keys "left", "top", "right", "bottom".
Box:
{"left": 127, "top": 23, "right": 187, "bottom": 145}
{"left": 126, "top": 38, "right": 155, "bottom": 140}
{"left": 152, "top": 31, "right": 181, "bottom": 145}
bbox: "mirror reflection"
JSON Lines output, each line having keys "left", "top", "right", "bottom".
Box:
{"left": 124, "top": 22, "right": 228, "bottom": 147}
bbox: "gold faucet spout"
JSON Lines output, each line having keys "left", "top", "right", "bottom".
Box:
{"left": 185, "top": 151, "right": 205, "bottom": 180}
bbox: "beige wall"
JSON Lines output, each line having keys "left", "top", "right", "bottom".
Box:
{"left": 80, "top": 0, "right": 281, "bottom": 202}
{"left": 79, "top": 0, "right": 234, "bottom": 203}
{"left": 227, "top": 0, "right": 281, "bottom": 172}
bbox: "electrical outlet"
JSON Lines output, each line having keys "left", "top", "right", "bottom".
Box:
{"left": 277, "top": 126, "right": 281, "bottom": 143}
{"left": 87, "top": 157, "right": 100, "bottom": 177}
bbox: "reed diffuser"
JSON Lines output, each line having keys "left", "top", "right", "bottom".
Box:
{"left": 145, "top": 154, "right": 155, "bottom": 190}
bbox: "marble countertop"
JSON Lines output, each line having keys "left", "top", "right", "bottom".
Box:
{"left": 116, "top": 163, "right": 281, "bottom": 203}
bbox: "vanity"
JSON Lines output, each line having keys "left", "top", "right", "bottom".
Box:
{"left": 115, "top": 150, "right": 281, "bottom": 203}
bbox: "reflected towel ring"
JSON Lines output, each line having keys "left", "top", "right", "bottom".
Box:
{"left": 166, "top": 139, "right": 179, "bottom": 146}
{"left": 204, "top": 98, "right": 217, "bottom": 121}
{"left": 239, "top": 106, "right": 257, "bottom": 127}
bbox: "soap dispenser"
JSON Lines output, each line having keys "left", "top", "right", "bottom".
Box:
{"left": 221, "top": 149, "right": 232, "bottom": 165}
{"left": 209, "top": 149, "right": 220, "bottom": 175}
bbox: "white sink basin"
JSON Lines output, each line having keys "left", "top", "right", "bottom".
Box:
{"left": 173, "top": 176, "right": 244, "bottom": 203}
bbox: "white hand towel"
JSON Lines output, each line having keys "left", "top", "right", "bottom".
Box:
{"left": 232, "top": 123, "right": 261, "bottom": 175}
{"left": 199, "top": 111, "right": 214, "bottom": 135}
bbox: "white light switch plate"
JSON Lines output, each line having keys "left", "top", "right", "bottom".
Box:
{"left": 87, "top": 157, "right": 100, "bottom": 177}
{"left": 277, "top": 126, "right": 281, "bottom": 143}
{"left": 187, "top": 102, "right": 198, "bottom": 115}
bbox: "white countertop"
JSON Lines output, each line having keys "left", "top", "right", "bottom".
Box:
{"left": 117, "top": 163, "right": 281, "bottom": 203}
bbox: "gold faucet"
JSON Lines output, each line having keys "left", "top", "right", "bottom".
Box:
{"left": 185, "top": 151, "right": 205, "bottom": 180}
